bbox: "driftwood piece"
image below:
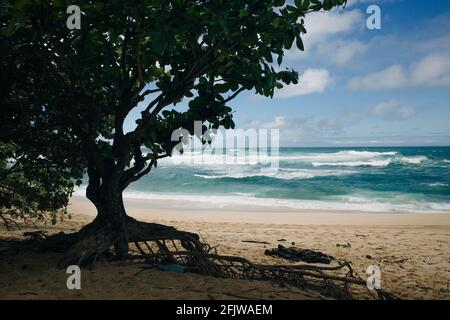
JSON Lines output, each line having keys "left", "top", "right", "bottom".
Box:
{"left": 264, "top": 245, "right": 335, "bottom": 264}
{"left": 242, "top": 240, "right": 270, "bottom": 244}
{"left": 336, "top": 242, "right": 352, "bottom": 248}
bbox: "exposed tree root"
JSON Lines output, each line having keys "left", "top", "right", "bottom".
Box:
{"left": 42, "top": 217, "right": 205, "bottom": 268}
{"left": 1, "top": 218, "right": 398, "bottom": 300}
{"left": 129, "top": 234, "right": 398, "bottom": 300}
{"left": 60, "top": 223, "right": 120, "bottom": 267}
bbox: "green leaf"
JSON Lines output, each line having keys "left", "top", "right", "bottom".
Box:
{"left": 296, "top": 36, "right": 304, "bottom": 51}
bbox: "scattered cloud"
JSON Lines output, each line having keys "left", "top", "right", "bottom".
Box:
{"left": 243, "top": 100, "right": 416, "bottom": 144}
{"left": 318, "top": 100, "right": 416, "bottom": 131}
{"left": 244, "top": 116, "right": 286, "bottom": 130}
{"left": 276, "top": 69, "right": 332, "bottom": 98}
{"left": 370, "top": 100, "right": 416, "bottom": 120}
{"left": 242, "top": 116, "right": 311, "bottom": 144}
{"left": 302, "top": 9, "right": 364, "bottom": 47}
{"left": 286, "top": 8, "right": 366, "bottom": 64}
{"left": 312, "top": 134, "right": 450, "bottom": 147}
{"left": 410, "top": 53, "right": 450, "bottom": 86}
{"left": 316, "top": 39, "right": 368, "bottom": 65}
{"left": 245, "top": 4, "right": 449, "bottom": 147}
{"left": 346, "top": 0, "right": 402, "bottom": 8}
{"left": 348, "top": 65, "right": 407, "bottom": 90}
{"left": 318, "top": 100, "right": 417, "bottom": 136}
{"left": 348, "top": 53, "right": 450, "bottom": 90}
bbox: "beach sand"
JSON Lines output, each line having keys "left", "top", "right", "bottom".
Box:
{"left": 1, "top": 196, "right": 450, "bottom": 300}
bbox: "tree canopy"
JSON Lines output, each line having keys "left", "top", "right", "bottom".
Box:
{"left": 1, "top": 0, "right": 347, "bottom": 262}
{"left": 1, "top": 0, "right": 346, "bottom": 190}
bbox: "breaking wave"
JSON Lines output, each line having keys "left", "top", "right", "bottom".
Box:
{"left": 194, "top": 168, "right": 356, "bottom": 180}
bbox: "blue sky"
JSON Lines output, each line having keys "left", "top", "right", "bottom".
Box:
{"left": 235, "top": 0, "right": 450, "bottom": 147}
{"left": 127, "top": 0, "right": 450, "bottom": 147}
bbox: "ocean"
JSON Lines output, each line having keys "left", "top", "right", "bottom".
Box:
{"left": 76, "top": 147, "right": 450, "bottom": 213}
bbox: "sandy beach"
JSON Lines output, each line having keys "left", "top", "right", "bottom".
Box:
{"left": 1, "top": 196, "right": 450, "bottom": 300}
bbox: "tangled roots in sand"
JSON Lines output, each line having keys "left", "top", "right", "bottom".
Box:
{"left": 3, "top": 221, "right": 397, "bottom": 300}
{"left": 128, "top": 234, "right": 397, "bottom": 300}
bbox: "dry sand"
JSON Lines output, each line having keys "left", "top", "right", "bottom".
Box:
{"left": 1, "top": 196, "right": 450, "bottom": 300}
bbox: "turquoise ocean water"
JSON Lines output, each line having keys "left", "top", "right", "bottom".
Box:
{"left": 76, "top": 147, "right": 450, "bottom": 213}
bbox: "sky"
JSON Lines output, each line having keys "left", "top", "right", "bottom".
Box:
{"left": 126, "top": 0, "right": 450, "bottom": 147}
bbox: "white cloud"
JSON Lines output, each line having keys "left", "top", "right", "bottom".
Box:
{"left": 345, "top": 0, "right": 361, "bottom": 7}
{"left": 316, "top": 39, "right": 368, "bottom": 65}
{"left": 242, "top": 100, "right": 415, "bottom": 144}
{"left": 370, "top": 100, "right": 416, "bottom": 120}
{"left": 346, "top": 0, "right": 400, "bottom": 7}
{"left": 348, "top": 65, "right": 407, "bottom": 90}
{"left": 319, "top": 100, "right": 416, "bottom": 130}
{"left": 276, "top": 69, "right": 332, "bottom": 98}
{"left": 348, "top": 53, "right": 450, "bottom": 90}
{"left": 410, "top": 53, "right": 450, "bottom": 86}
{"left": 245, "top": 116, "right": 286, "bottom": 129}
{"left": 286, "top": 9, "right": 365, "bottom": 63}
{"left": 303, "top": 9, "right": 364, "bottom": 47}
{"left": 242, "top": 116, "right": 311, "bottom": 144}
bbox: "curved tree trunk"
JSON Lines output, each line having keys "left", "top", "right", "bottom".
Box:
{"left": 88, "top": 182, "right": 129, "bottom": 259}
{"left": 60, "top": 173, "right": 200, "bottom": 267}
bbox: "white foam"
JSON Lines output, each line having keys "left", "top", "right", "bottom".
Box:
{"left": 161, "top": 150, "right": 401, "bottom": 167}
{"left": 425, "top": 183, "right": 448, "bottom": 187}
{"left": 311, "top": 155, "right": 428, "bottom": 167}
{"left": 114, "top": 191, "right": 450, "bottom": 213}
{"left": 398, "top": 156, "right": 428, "bottom": 164}
{"left": 278, "top": 151, "right": 398, "bottom": 162}
{"left": 312, "top": 159, "right": 392, "bottom": 167}
{"left": 72, "top": 185, "right": 450, "bottom": 213}
{"left": 160, "top": 150, "right": 432, "bottom": 169}
{"left": 194, "top": 168, "right": 356, "bottom": 180}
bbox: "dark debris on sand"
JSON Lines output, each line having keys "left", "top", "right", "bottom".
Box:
{"left": 264, "top": 245, "right": 335, "bottom": 264}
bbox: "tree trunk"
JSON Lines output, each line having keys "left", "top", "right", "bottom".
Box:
{"left": 89, "top": 182, "right": 129, "bottom": 259}
{"left": 59, "top": 173, "right": 201, "bottom": 267}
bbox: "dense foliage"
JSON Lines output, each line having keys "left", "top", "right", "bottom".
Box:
{"left": 0, "top": 0, "right": 347, "bottom": 227}
{"left": 0, "top": 144, "right": 78, "bottom": 228}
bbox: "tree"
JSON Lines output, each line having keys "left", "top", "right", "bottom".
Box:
{"left": 0, "top": 143, "right": 78, "bottom": 229}
{"left": 0, "top": 24, "right": 85, "bottom": 229}
{"left": 1, "top": 0, "right": 347, "bottom": 265}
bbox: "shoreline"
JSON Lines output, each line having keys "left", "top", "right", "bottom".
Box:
{"left": 71, "top": 195, "right": 450, "bottom": 226}
{"left": 73, "top": 188, "right": 450, "bottom": 215}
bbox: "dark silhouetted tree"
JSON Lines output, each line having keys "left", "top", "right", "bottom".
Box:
{"left": 0, "top": 0, "right": 347, "bottom": 264}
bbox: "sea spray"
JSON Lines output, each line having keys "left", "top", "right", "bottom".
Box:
{"left": 74, "top": 147, "right": 450, "bottom": 214}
